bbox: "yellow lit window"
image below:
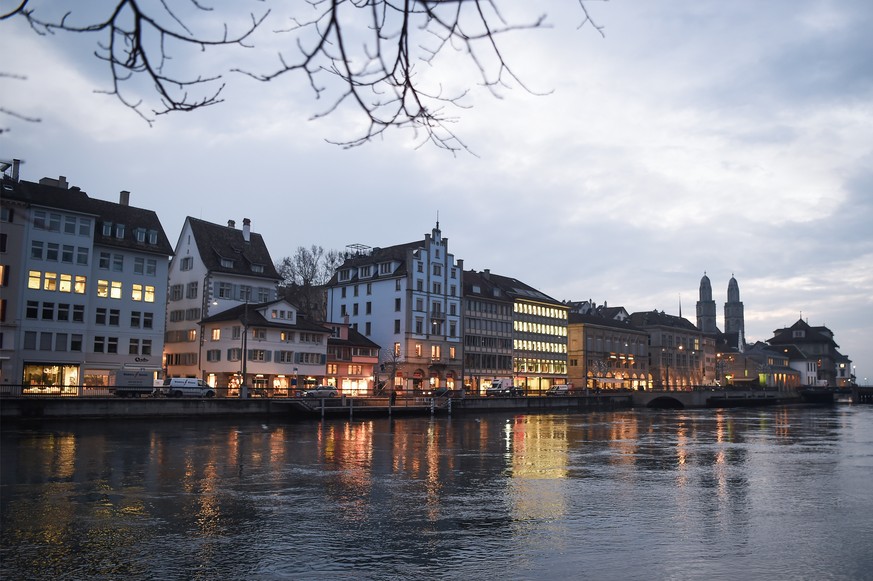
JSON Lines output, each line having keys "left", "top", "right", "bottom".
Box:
{"left": 75, "top": 275, "right": 87, "bottom": 294}
{"left": 212, "top": 328, "right": 221, "bottom": 341}
{"left": 110, "top": 281, "right": 122, "bottom": 299}
{"left": 97, "top": 279, "right": 109, "bottom": 298}
{"left": 59, "top": 273, "right": 72, "bottom": 293}
{"left": 131, "top": 283, "right": 143, "bottom": 301}
{"left": 28, "top": 270, "right": 41, "bottom": 289}
{"left": 144, "top": 285, "right": 155, "bottom": 303}
{"left": 43, "top": 272, "right": 57, "bottom": 291}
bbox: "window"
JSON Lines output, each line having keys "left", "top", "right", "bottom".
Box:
{"left": 26, "top": 301, "right": 38, "bottom": 319}
{"left": 129, "top": 338, "right": 140, "bottom": 355}
{"left": 360, "top": 265, "right": 371, "bottom": 277}
{"left": 170, "top": 284, "right": 183, "bottom": 300}
{"left": 395, "top": 298, "right": 401, "bottom": 312}
{"left": 227, "top": 348, "right": 241, "bottom": 361}
{"left": 115, "top": 224, "right": 125, "bottom": 239}
{"left": 55, "top": 333, "right": 68, "bottom": 352}
{"left": 31, "top": 240, "right": 43, "bottom": 260}
{"left": 394, "top": 319, "right": 400, "bottom": 333}
{"left": 415, "top": 343, "right": 422, "bottom": 357}
{"left": 75, "top": 275, "right": 86, "bottom": 294}
{"left": 381, "top": 262, "right": 392, "bottom": 275}
{"left": 48, "top": 213, "right": 61, "bottom": 232}
{"left": 59, "top": 274, "right": 72, "bottom": 293}
{"left": 40, "top": 332, "right": 52, "bottom": 350}
{"left": 79, "top": 220, "right": 91, "bottom": 237}
{"left": 354, "top": 285, "right": 359, "bottom": 297}
{"left": 94, "top": 336, "right": 105, "bottom": 352}
{"left": 132, "top": 284, "right": 143, "bottom": 301}
{"left": 135, "top": 228, "right": 146, "bottom": 243}
{"left": 43, "top": 272, "right": 57, "bottom": 291}
{"left": 251, "top": 264, "right": 264, "bottom": 273}
{"left": 72, "top": 305, "right": 84, "bottom": 322}
{"left": 257, "top": 287, "right": 270, "bottom": 302}
{"left": 341, "top": 287, "right": 347, "bottom": 298}
{"left": 131, "top": 311, "right": 142, "bottom": 327}
{"left": 34, "top": 211, "right": 47, "bottom": 230}
{"left": 96, "top": 308, "right": 107, "bottom": 325}
{"left": 365, "top": 322, "right": 371, "bottom": 335}
{"left": 206, "top": 349, "right": 221, "bottom": 362}
{"left": 218, "top": 282, "right": 232, "bottom": 299}
{"left": 180, "top": 256, "right": 193, "bottom": 270}
{"left": 99, "top": 252, "right": 110, "bottom": 269}
{"left": 433, "top": 282, "right": 442, "bottom": 294}
{"left": 220, "top": 258, "right": 234, "bottom": 268}
{"left": 110, "top": 281, "right": 122, "bottom": 299}
{"left": 415, "top": 318, "right": 423, "bottom": 334}
{"left": 134, "top": 257, "right": 144, "bottom": 274}
{"left": 28, "top": 270, "right": 40, "bottom": 289}
{"left": 186, "top": 281, "right": 198, "bottom": 299}
{"left": 112, "top": 254, "right": 123, "bottom": 271}
{"left": 353, "top": 303, "right": 359, "bottom": 316}
{"left": 109, "top": 309, "right": 119, "bottom": 326}
{"left": 76, "top": 247, "right": 89, "bottom": 265}
{"left": 146, "top": 259, "right": 156, "bottom": 276}
{"left": 62, "top": 245, "right": 74, "bottom": 263}
{"left": 144, "top": 285, "right": 155, "bottom": 303}
{"left": 250, "top": 349, "right": 268, "bottom": 362}
{"left": 71, "top": 334, "right": 83, "bottom": 351}
{"left": 46, "top": 243, "right": 58, "bottom": 261}
{"left": 395, "top": 279, "right": 401, "bottom": 291}
{"left": 433, "top": 264, "right": 442, "bottom": 275}
{"left": 148, "top": 230, "right": 158, "bottom": 245}
{"left": 417, "top": 262, "right": 423, "bottom": 273}
{"left": 253, "top": 328, "right": 266, "bottom": 340}
{"left": 277, "top": 351, "right": 294, "bottom": 363}
{"left": 41, "top": 302, "right": 54, "bottom": 320}
{"left": 143, "top": 313, "right": 153, "bottom": 328}
{"left": 366, "top": 301, "right": 372, "bottom": 315}
{"left": 394, "top": 342, "right": 401, "bottom": 356}
{"left": 431, "top": 345, "right": 441, "bottom": 359}
{"left": 107, "top": 337, "right": 118, "bottom": 353}
{"left": 450, "top": 346, "right": 456, "bottom": 359}
{"left": 280, "top": 331, "right": 294, "bottom": 342}
{"left": 212, "top": 328, "right": 221, "bottom": 341}
{"left": 102, "top": 222, "right": 112, "bottom": 236}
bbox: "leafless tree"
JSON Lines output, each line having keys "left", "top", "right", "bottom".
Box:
{"left": 276, "top": 245, "right": 343, "bottom": 320}
{"left": 1, "top": 0, "right": 604, "bottom": 150}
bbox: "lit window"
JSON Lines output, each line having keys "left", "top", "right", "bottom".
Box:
{"left": 144, "top": 286, "right": 155, "bottom": 303}
{"left": 131, "top": 284, "right": 143, "bottom": 301}
{"left": 43, "top": 272, "right": 57, "bottom": 291}
{"left": 28, "top": 270, "right": 41, "bottom": 289}
{"left": 110, "top": 281, "right": 122, "bottom": 299}
{"left": 59, "top": 274, "right": 72, "bottom": 293}
{"left": 74, "top": 276, "right": 87, "bottom": 294}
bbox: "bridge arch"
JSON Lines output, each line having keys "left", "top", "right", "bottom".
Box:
{"left": 646, "top": 396, "right": 685, "bottom": 409}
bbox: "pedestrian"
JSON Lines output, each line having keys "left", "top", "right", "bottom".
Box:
{"left": 390, "top": 390, "right": 397, "bottom": 406}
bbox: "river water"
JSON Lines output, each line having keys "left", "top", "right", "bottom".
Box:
{"left": 2, "top": 406, "right": 871, "bottom": 580}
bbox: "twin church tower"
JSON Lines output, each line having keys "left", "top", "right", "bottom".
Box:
{"left": 696, "top": 273, "right": 745, "bottom": 346}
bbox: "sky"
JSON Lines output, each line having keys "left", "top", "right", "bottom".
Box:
{"left": 2, "top": 1, "right": 872, "bottom": 383}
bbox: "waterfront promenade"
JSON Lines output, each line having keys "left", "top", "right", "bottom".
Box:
{"left": 4, "top": 386, "right": 869, "bottom": 421}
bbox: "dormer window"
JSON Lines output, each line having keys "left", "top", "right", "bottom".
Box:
{"left": 379, "top": 262, "right": 392, "bottom": 274}
{"left": 339, "top": 269, "right": 350, "bottom": 282}
{"left": 360, "top": 265, "right": 371, "bottom": 277}
{"left": 102, "top": 221, "right": 112, "bottom": 236}
{"left": 221, "top": 258, "right": 234, "bottom": 268}
{"left": 135, "top": 228, "right": 146, "bottom": 243}
{"left": 792, "top": 330, "right": 805, "bottom": 338}
{"left": 251, "top": 264, "right": 264, "bottom": 273}
{"left": 149, "top": 230, "right": 158, "bottom": 244}
{"left": 115, "top": 224, "right": 125, "bottom": 239}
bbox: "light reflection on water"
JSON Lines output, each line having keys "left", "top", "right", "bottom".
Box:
{"left": 2, "top": 407, "right": 872, "bottom": 580}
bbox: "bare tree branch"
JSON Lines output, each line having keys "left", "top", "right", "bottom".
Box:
{"left": 2, "top": 1, "right": 606, "bottom": 150}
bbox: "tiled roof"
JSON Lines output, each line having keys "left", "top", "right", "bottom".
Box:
{"left": 327, "top": 240, "right": 420, "bottom": 284}
{"left": 201, "top": 300, "right": 331, "bottom": 332}
{"left": 768, "top": 318, "right": 838, "bottom": 348}
{"left": 3, "top": 178, "right": 173, "bottom": 256}
{"left": 465, "top": 269, "right": 563, "bottom": 306}
{"left": 329, "top": 326, "right": 381, "bottom": 350}
{"left": 568, "top": 312, "right": 644, "bottom": 332}
{"left": 628, "top": 310, "right": 698, "bottom": 331}
{"left": 187, "top": 217, "right": 280, "bottom": 280}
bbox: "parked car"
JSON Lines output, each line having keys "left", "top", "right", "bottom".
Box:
{"left": 485, "top": 379, "right": 524, "bottom": 397}
{"left": 154, "top": 378, "right": 215, "bottom": 398}
{"left": 302, "top": 385, "right": 338, "bottom": 398}
{"left": 546, "top": 385, "right": 572, "bottom": 396}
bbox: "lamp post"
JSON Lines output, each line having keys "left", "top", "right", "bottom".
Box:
{"left": 240, "top": 298, "right": 249, "bottom": 399}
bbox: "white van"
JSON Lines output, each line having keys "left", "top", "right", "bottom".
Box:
{"left": 155, "top": 378, "right": 215, "bottom": 398}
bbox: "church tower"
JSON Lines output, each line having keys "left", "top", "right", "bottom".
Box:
{"left": 696, "top": 272, "right": 717, "bottom": 333}
{"left": 724, "top": 275, "right": 745, "bottom": 337}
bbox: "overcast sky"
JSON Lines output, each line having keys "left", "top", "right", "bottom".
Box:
{"left": 3, "top": 1, "right": 871, "bottom": 382}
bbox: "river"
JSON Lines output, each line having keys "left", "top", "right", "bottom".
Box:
{"left": 2, "top": 406, "right": 871, "bottom": 580}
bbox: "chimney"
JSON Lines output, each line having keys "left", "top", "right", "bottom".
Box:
{"left": 483, "top": 269, "right": 490, "bottom": 280}
{"left": 228, "top": 220, "right": 236, "bottom": 228}
{"left": 12, "top": 159, "right": 20, "bottom": 182}
{"left": 242, "top": 218, "right": 251, "bottom": 242}
{"left": 119, "top": 190, "right": 130, "bottom": 206}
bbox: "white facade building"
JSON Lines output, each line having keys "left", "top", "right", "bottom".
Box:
{"left": 199, "top": 299, "right": 330, "bottom": 395}
{"left": 325, "top": 222, "right": 464, "bottom": 393}
{"left": 0, "top": 170, "right": 173, "bottom": 392}
{"left": 164, "top": 217, "right": 281, "bottom": 383}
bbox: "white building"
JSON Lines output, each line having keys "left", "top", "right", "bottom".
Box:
{"left": 0, "top": 168, "right": 173, "bottom": 392}
{"left": 164, "top": 216, "right": 281, "bottom": 382}
{"left": 199, "top": 298, "right": 330, "bottom": 396}
{"left": 325, "top": 222, "right": 463, "bottom": 393}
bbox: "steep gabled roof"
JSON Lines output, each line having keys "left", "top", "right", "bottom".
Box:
{"left": 3, "top": 179, "right": 173, "bottom": 256}
{"left": 328, "top": 325, "right": 381, "bottom": 350}
{"left": 186, "top": 217, "right": 280, "bottom": 281}
{"left": 327, "top": 240, "right": 421, "bottom": 284}
{"left": 768, "top": 318, "right": 839, "bottom": 349}
{"left": 201, "top": 299, "right": 331, "bottom": 333}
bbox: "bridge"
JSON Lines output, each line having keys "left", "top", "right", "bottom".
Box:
{"left": 631, "top": 389, "right": 786, "bottom": 409}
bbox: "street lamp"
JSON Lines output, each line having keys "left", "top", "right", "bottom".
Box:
{"left": 239, "top": 298, "right": 249, "bottom": 399}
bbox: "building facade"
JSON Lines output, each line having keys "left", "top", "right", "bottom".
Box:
{"left": 629, "top": 310, "right": 704, "bottom": 390}
{"left": 1, "top": 169, "right": 173, "bottom": 392}
{"left": 462, "top": 269, "right": 514, "bottom": 393}
{"left": 325, "top": 223, "right": 463, "bottom": 393}
{"left": 198, "top": 299, "right": 330, "bottom": 396}
{"left": 567, "top": 302, "right": 650, "bottom": 390}
{"left": 766, "top": 318, "right": 845, "bottom": 387}
{"left": 164, "top": 217, "right": 281, "bottom": 382}
{"left": 324, "top": 321, "right": 381, "bottom": 396}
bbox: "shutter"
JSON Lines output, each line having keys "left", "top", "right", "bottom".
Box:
{"left": 265, "top": 350, "right": 272, "bottom": 362}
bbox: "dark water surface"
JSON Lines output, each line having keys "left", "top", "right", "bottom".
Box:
{"left": 2, "top": 406, "right": 871, "bottom": 580}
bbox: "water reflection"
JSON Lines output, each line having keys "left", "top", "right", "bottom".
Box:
{"left": 2, "top": 407, "right": 872, "bottom": 580}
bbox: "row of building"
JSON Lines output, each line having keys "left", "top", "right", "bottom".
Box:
{"left": 0, "top": 163, "right": 856, "bottom": 396}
